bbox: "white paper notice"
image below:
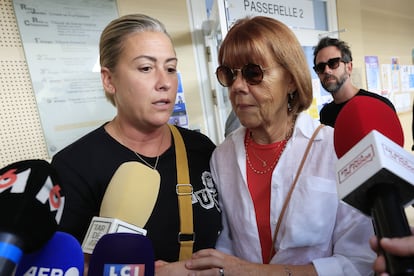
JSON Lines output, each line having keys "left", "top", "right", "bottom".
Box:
{"left": 13, "top": 0, "right": 118, "bottom": 157}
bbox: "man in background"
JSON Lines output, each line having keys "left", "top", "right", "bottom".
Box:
{"left": 313, "top": 37, "right": 395, "bottom": 127}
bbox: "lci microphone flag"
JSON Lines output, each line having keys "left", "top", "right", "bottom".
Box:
{"left": 88, "top": 232, "right": 154, "bottom": 276}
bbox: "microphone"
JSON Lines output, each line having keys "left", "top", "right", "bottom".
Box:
{"left": 82, "top": 161, "right": 160, "bottom": 254}
{"left": 87, "top": 232, "right": 154, "bottom": 276}
{"left": 14, "top": 231, "right": 83, "bottom": 276}
{"left": 0, "top": 159, "right": 65, "bottom": 275}
{"left": 334, "top": 96, "right": 414, "bottom": 275}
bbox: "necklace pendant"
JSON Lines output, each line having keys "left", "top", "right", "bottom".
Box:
{"left": 262, "top": 161, "right": 267, "bottom": 167}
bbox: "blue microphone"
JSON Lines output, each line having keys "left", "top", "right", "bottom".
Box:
{"left": 15, "top": 231, "right": 84, "bottom": 276}
{"left": 88, "top": 233, "right": 154, "bottom": 276}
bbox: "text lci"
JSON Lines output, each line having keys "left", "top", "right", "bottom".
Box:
{"left": 104, "top": 264, "right": 145, "bottom": 276}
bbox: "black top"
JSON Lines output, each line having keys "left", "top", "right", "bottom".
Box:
{"left": 319, "top": 89, "right": 396, "bottom": 127}
{"left": 51, "top": 124, "right": 221, "bottom": 262}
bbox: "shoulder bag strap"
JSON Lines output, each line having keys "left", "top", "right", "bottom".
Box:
{"left": 168, "top": 124, "right": 194, "bottom": 260}
{"left": 269, "top": 124, "right": 325, "bottom": 260}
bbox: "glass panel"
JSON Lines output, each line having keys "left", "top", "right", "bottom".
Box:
{"left": 313, "top": 0, "right": 328, "bottom": 31}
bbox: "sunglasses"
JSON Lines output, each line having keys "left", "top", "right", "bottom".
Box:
{"left": 216, "top": 63, "right": 268, "bottom": 87}
{"left": 313, "top": 57, "right": 345, "bottom": 74}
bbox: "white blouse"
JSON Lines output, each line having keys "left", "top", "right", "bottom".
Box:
{"left": 212, "top": 112, "right": 375, "bottom": 276}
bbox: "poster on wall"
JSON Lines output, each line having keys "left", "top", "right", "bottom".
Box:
{"left": 391, "top": 57, "right": 400, "bottom": 92}
{"left": 400, "top": 65, "right": 414, "bottom": 91}
{"left": 169, "top": 72, "right": 189, "bottom": 128}
{"left": 13, "top": 0, "right": 119, "bottom": 157}
{"left": 381, "top": 64, "right": 391, "bottom": 94}
{"left": 364, "top": 56, "right": 381, "bottom": 93}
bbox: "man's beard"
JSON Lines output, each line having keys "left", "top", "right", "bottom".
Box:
{"left": 322, "top": 72, "right": 348, "bottom": 94}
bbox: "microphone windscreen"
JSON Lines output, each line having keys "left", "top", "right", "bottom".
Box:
{"left": 88, "top": 232, "right": 154, "bottom": 276}
{"left": 0, "top": 159, "right": 65, "bottom": 253}
{"left": 334, "top": 96, "right": 404, "bottom": 158}
{"left": 100, "top": 162, "right": 160, "bottom": 227}
{"left": 15, "top": 231, "right": 84, "bottom": 276}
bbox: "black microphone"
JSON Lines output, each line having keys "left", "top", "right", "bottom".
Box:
{"left": 334, "top": 96, "right": 414, "bottom": 275}
{"left": 0, "top": 159, "right": 65, "bottom": 275}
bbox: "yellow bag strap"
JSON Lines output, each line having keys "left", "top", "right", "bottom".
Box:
{"left": 168, "top": 124, "right": 194, "bottom": 260}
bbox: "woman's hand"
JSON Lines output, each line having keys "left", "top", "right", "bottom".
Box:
{"left": 185, "top": 248, "right": 253, "bottom": 276}
{"left": 185, "top": 249, "right": 317, "bottom": 276}
{"left": 155, "top": 260, "right": 193, "bottom": 276}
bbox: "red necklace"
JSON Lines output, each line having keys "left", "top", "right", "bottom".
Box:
{"left": 245, "top": 115, "right": 296, "bottom": 174}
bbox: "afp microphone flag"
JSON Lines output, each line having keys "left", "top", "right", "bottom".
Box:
{"left": 15, "top": 231, "right": 83, "bottom": 276}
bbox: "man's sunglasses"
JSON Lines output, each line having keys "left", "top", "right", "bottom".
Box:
{"left": 313, "top": 57, "right": 346, "bottom": 74}
{"left": 216, "top": 63, "right": 268, "bottom": 87}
